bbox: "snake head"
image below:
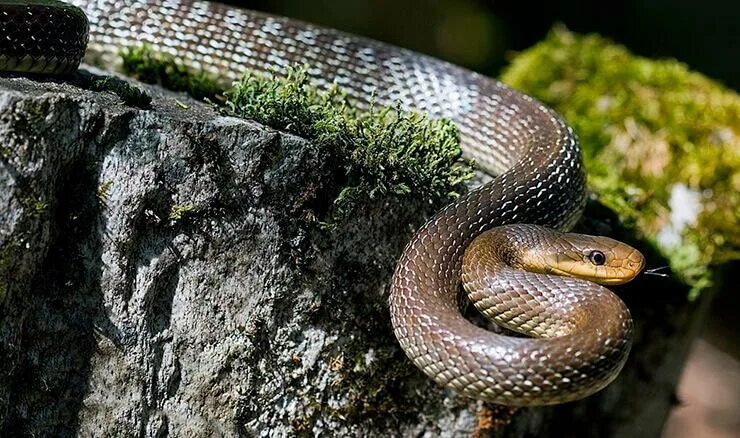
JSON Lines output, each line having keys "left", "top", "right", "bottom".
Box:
{"left": 530, "top": 231, "right": 646, "bottom": 286}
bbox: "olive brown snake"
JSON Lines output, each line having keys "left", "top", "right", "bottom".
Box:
{"left": 0, "top": 0, "right": 645, "bottom": 406}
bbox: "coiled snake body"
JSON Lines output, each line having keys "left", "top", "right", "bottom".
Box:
{"left": 0, "top": 0, "right": 644, "bottom": 406}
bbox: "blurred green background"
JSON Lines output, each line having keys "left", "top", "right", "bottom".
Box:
{"left": 235, "top": 0, "right": 738, "bottom": 90}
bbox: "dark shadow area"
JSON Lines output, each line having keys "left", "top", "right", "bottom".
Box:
{"left": 236, "top": 0, "right": 738, "bottom": 90}
{"left": 1, "top": 154, "right": 109, "bottom": 435}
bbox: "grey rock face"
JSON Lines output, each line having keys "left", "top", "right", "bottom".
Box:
{"left": 0, "top": 73, "right": 476, "bottom": 436}
{"left": 0, "top": 73, "right": 705, "bottom": 438}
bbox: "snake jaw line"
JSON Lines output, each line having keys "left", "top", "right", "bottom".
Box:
{"left": 503, "top": 225, "right": 646, "bottom": 285}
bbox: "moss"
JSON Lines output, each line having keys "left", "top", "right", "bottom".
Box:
{"left": 97, "top": 180, "right": 114, "bottom": 204}
{"left": 117, "top": 45, "right": 472, "bottom": 223}
{"left": 19, "top": 196, "right": 47, "bottom": 218}
{"left": 89, "top": 76, "right": 151, "bottom": 108}
{"left": 225, "top": 67, "right": 473, "bottom": 222}
{"left": 120, "top": 45, "right": 224, "bottom": 102}
{"left": 169, "top": 204, "right": 197, "bottom": 221}
{"left": 501, "top": 26, "right": 740, "bottom": 298}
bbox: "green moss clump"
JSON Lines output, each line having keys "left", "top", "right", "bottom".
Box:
{"left": 120, "top": 45, "right": 224, "bottom": 101}
{"left": 90, "top": 76, "right": 151, "bottom": 108}
{"left": 19, "top": 196, "right": 46, "bottom": 218}
{"left": 96, "top": 180, "right": 114, "bottom": 206}
{"left": 501, "top": 26, "right": 740, "bottom": 298}
{"left": 117, "top": 47, "right": 472, "bottom": 224}
{"left": 225, "top": 67, "right": 474, "bottom": 221}
{"left": 169, "top": 204, "right": 197, "bottom": 221}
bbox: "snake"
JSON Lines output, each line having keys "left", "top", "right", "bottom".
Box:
{"left": 0, "top": 0, "right": 645, "bottom": 406}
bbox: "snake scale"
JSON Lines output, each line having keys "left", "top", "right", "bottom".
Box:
{"left": 0, "top": 0, "right": 645, "bottom": 406}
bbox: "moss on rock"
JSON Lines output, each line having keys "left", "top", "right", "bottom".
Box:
{"left": 120, "top": 45, "right": 224, "bottom": 101}
{"left": 119, "top": 45, "right": 473, "bottom": 225}
{"left": 225, "top": 67, "right": 473, "bottom": 223}
{"left": 501, "top": 26, "right": 740, "bottom": 298}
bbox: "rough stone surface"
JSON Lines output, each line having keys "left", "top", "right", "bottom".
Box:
{"left": 0, "top": 72, "right": 709, "bottom": 437}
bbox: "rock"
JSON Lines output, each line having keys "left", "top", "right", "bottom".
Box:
{"left": 0, "top": 72, "right": 709, "bottom": 437}
{"left": 0, "top": 71, "right": 475, "bottom": 436}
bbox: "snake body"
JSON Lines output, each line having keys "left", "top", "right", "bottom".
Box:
{"left": 1, "top": 0, "right": 644, "bottom": 406}
{"left": 0, "top": 1, "right": 88, "bottom": 74}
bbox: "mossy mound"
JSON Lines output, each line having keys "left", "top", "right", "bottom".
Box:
{"left": 224, "top": 68, "right": 473, "bottom": 223}
{"left": 501, "top": 26, "right": 740, "bottom": 298}
{"left": 120, "top": 45, "right": 223, "bottom": 101}
{"left": 120, "top": 47, "right": 473, "bottom": 225}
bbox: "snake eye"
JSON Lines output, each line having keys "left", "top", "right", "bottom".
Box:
{"left": 588, "top": 250, "right": 607, "bottom": 266}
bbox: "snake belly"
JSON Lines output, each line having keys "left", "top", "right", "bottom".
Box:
{"left": 2, "top": 0, "right": 634, "bottom": 405}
